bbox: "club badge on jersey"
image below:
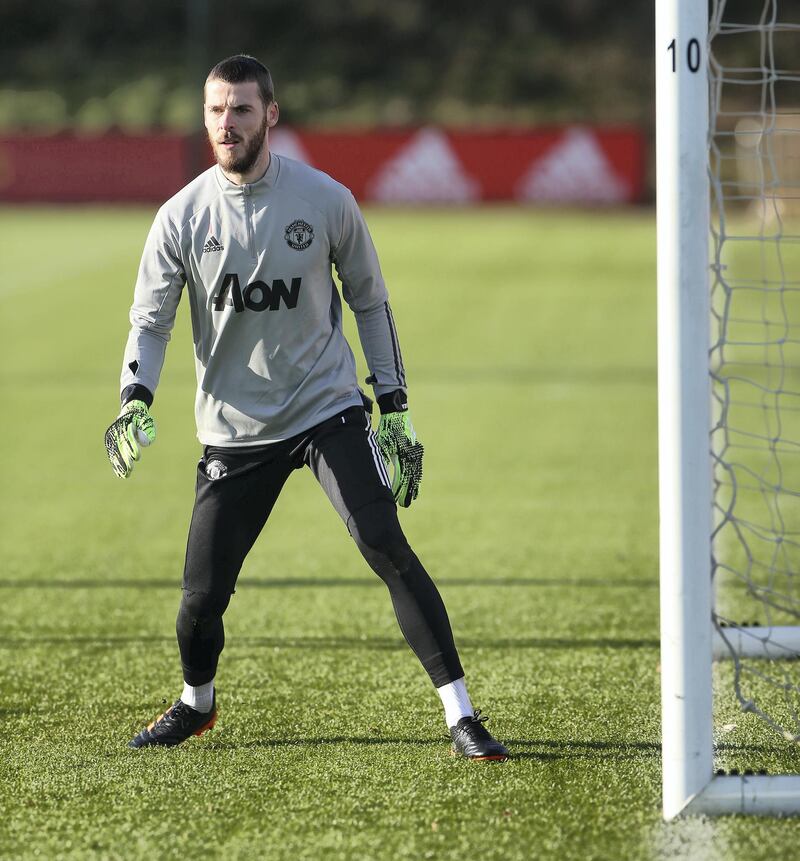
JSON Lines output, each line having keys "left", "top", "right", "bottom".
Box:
{"left": 285, "top": 219, "right": 314, "bottom": 250}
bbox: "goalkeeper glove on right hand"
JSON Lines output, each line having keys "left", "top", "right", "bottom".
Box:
{"left": 376, "top": 391, "right": 424, "bottom": 508}
{"left": 104, "top": 400, "right": 156, "bottom": 479}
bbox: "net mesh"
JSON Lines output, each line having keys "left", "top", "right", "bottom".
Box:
{"left": 709, "top": 0, "right": 800, "bottom": 740}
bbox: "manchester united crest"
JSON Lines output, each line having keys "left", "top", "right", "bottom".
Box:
{"left": 284, "top": 219, "right": 314, "bottom": 250}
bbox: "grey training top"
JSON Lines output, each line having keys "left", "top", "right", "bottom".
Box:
{"left": 121, "top": 155, "right": 406, "bottom": 446}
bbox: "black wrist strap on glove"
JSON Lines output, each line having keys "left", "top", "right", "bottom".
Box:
{"left": 377, "top": 389, "right": 408, "bottom": 414}
{"left": 121, "top": 384, "right": 154, "bottom": 408}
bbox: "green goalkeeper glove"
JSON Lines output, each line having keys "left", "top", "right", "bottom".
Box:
{"left": 104, "top": 400, "right": 156, "bottom": 478}
{"left": 376, "top": 395, "right": 424, "bottom": 508}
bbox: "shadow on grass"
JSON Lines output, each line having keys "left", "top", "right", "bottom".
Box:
{"left": 502, "top": 739, "right": 661, "bottom": 761}
{"left": 204, "top": 736, "right": 662, "bottom": 762}
{"left": 505, "top": 740, "right": 786, "bottom": 761}
{"left": 204, "top": 736, "right": 781, "bottom": 763}
{"left": 207, "top": 736, "right": 446, "bottom": 750}
{"left": 0, "top": 576, "right": 657, "bottom": 590}
{"left": 0, "top": 634, "right": 659, "bottom": 650}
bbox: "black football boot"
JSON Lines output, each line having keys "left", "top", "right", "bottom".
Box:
{"left": 128, "top": 697, "right": 217, "bottom": 748}
{"left": 450, "top": 710, "right": 509, "bottom": 761}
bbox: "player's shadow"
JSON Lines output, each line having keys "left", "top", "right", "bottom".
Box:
{"left": 206, "top": 737, "right": 782, "bottom": 762}
{"left": 208, "top": 736, "right": 446, "bottom": 751}
{"left": 205, "top": 736, "right": 660, "bottom": 762}
{"left": 501, "top": 739, "right": 661, "bottom": 761}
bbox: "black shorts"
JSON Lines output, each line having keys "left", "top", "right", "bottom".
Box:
{"left": 182, "top": 406, "right": 395, "bottom": 597}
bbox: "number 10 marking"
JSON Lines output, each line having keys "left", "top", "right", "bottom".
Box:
{"left": 668, "top": 38, "right": 701, "bottom": 73}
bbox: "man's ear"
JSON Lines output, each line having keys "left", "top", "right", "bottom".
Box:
{"left": 267, "top": 102, "right": 279, "bottom": 127}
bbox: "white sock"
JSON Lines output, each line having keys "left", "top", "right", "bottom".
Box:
{"left": 181, "top": 680, "right": 214, "bottom": 713}
{"left": 436, "top": 677, "right": 474, "bottom": 728}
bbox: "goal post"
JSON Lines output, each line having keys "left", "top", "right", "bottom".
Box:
{"left": 657, "top": 0, "right": 800, "bottom": 819}
{"left": 656, "top": 0, "right": 715, "bottom": 822}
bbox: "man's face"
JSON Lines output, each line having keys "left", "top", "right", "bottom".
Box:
{"left": 204, "top": 79, "right": 277, "bottom": 175}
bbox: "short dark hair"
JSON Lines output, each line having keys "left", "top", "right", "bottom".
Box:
{"left": 205, "top": 54, "right": 275, "bottom": 106}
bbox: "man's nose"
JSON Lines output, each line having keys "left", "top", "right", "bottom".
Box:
{"left": 220, "top": 109, "right": 235, "bottom": 129}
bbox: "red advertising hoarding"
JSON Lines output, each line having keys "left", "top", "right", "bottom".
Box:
{"left": 0, "top": 134, "right": 187, "bottom": 203}
{"left": 0, "top": 126, "right": 645, "bottom": 205}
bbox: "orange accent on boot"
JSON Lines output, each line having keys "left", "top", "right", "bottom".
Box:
{"left": 193, "top": 712, "right": 217, "bottom": 737}
{"left": 146, "top": 711, "right": 166, "bottom": 732}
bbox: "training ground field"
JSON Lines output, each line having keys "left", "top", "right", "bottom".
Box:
{"left": 3, "top": 206, "right": 800, "bottom": 860}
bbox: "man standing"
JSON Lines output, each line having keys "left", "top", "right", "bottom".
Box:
{"left": 105, "top": 55, "right": 508, "bottom": 761}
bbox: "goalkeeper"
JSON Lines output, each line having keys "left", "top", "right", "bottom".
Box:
{"left": 106, "top": 54, "right": 507, "bottom": 761}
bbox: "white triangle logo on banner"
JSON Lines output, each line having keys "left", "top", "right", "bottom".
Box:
{"left": 269, "top": 129, "right": 313, "bottom": 165}
{"left": 367, "top": 128, "right": 479, "bottom": 203}
{"left": 516, "top": 128, "right": 629, "bottom": 203}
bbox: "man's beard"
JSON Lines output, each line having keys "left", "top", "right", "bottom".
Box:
{"left": 211, "top": 114, "right": 269, "bottom": 174}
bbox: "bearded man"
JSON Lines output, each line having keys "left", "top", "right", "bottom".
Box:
{"left": 105, "top": 54, "right": 508, "bottom": 761}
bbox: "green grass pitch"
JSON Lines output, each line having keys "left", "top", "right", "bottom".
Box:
{"left": 2, "top": 205, "right": 800, "bottom": 859}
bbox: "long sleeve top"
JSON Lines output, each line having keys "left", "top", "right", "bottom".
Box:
{"left": 121, "top": 154, "right": 406, "bottom": 445}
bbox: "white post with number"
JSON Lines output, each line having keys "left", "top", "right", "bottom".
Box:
{"left": 656, "top": 0, "right": 713, "bottom": 821}
{"left": 658, "top": 0, "right": 800, "bottom": 816}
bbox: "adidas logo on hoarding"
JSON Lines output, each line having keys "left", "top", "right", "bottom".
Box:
{"left": 269, "top": 129, "right": 313, "bottom": 165}
{"left": 203, "top": 235, "right": 224, "bottom": 253}
{"left": 367, "top": 128, "right": 479, "bottom": 203}
{"left": 516, "top": 128, "right": 629, "bottom": 204}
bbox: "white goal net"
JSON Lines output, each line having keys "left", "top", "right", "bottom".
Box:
{"left": 708, "top": 0, "right": 800, "bottom": 741}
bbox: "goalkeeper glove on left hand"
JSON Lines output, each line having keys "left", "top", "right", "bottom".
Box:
{"left": 376, "top": 391, "right": 423, "bottom": 508}
{"left": 104, "top": 399, "right": 156, "bottom": 478}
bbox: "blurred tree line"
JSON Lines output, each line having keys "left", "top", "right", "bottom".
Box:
{"left": 1, "top": 0, "right": 653, "bottom": 132}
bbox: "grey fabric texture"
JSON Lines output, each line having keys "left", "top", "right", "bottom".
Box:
{"left": 121, "top": 154, "right": 406, "bottom": 445}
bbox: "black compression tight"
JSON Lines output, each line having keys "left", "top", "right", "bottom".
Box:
{"left": 176, "top": 408, "right": 464, "bottom": 689}
{"left": 347, "top": 500, "right": 463, "bottom": 687}
{"left": 176, "top": 500, "right": 463, "bottom": 688}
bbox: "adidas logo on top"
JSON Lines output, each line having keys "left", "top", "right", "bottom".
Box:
{"left": 203, "top": 235, "right": 224, "bottom": 253}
